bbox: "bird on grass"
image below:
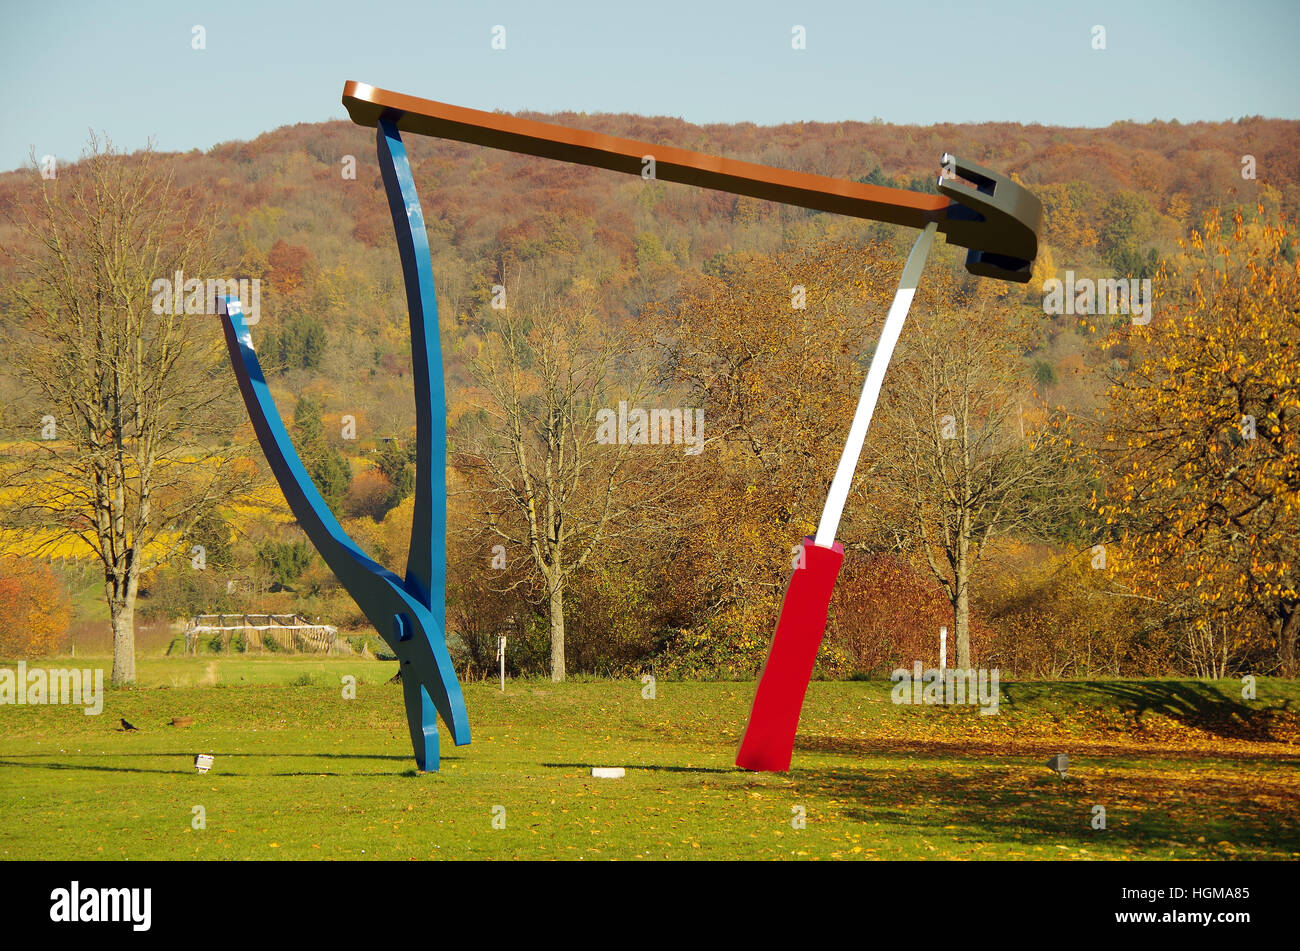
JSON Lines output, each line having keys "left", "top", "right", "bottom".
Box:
{"left": 119, "top": 718, "right": 139, "bottom": 732}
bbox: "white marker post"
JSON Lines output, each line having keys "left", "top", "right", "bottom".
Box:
{"left": 939, "top": 626, "right": 947, "bottom": 672}
{"left": 497, "top": 635, "right": 507, "bottom": 692}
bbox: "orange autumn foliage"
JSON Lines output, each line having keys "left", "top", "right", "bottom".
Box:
{"left": 829, "top": 553, "right": 989, "bottom": 674}
{"left": 0, "top": 556, "right": 73, "bottom": 658}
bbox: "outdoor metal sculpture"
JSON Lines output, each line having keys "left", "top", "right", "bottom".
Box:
{"left": 218, "top": 114, "right": 469, "bottom": 772}
{"left": 220, "top": 80, "right": 1041, "bottom": 773}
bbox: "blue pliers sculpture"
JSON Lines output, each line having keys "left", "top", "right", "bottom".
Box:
{"left": 218, "top": 117, "right": 469, "bottom": 771}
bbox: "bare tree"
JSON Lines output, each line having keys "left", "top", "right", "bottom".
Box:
{"left": 1, "top": 136, "right": 256, "bottom": 684}
{"left": 454, "top": 275, "right": 683, "bottom": 681}
{"left": 866, "top": 290, "right": 1084, "bottom": 669}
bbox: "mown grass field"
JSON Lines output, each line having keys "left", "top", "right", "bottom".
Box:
{"left": 2, "top": 656, "right": 1298, "bottom": 860}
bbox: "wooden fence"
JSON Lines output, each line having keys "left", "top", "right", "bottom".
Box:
{"left": 184, "top": 614, "right": 339, "bottom": 654}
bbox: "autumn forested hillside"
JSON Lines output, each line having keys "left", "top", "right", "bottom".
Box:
{"left": 1, "top": 110, "right": 1297, "bottom": 680}
{"left": 4, "top": 112, "right": 1293, "bottom": 431}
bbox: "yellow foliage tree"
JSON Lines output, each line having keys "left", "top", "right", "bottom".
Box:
{"left": 1094, "top": 207, "right": 1300, "bottom": 675}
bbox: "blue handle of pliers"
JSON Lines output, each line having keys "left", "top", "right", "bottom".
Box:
{"left": 219, "top": 302, "right": 469, "bottom": 767}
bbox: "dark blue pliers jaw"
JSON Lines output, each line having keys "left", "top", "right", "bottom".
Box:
{"left": 218, "top": 115, "right": 469, "bottom": 771}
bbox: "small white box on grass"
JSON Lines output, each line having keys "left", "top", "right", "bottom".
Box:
{"left": 194, "top": 754, "right": 215, "bottom": 774}
{"left": 591, "top": 767, "right": 625, "bottom": 779}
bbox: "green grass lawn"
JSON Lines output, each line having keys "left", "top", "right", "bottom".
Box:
{"left": 1, "top": 657, "right": 1297, "bottom": 860}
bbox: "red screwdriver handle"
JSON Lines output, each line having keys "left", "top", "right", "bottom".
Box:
{"left": 736, "top": 537, "right": 845, "bottom": 772}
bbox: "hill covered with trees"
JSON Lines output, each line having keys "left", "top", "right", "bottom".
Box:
{"left": 1, "top": 109, "right": 1296, "bottom": 680}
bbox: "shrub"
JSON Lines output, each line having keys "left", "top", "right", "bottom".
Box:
{"left": 343, "top": 469, "right": 394, "bottom": 520}
{"left": 0, "top": 556, "right": 72, "bottom": 658}
{"left": 825, "top": 553, "right": 973, "bottom": 676}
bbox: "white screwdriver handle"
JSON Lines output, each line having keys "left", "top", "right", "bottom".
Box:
{"left": 814, "top": 222, "right": 937, "bottom": 548}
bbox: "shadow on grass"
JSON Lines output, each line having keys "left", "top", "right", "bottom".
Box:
{"left": 0, "top": 759, "right": 181, "bottom": 775}
{"left": 788, "top": 764, "right": 1300, "bottom": 855}
{"left": 541, "top": 762, "right": 735, "bottom": 775}
{"left": 0, "top": 751, "right": 459, "bottom": 777}
{"left": 999, "top": 680, "right": 1291, "bottom": 742}
{"left": 0, "top": 751, "right": 414, "bottom": 761}
{"left": 793, "top": 733, "right": 1300, "bottom": 765}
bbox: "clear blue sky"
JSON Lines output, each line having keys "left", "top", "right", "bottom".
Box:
{"left": 2, "top": 0, "right": 1297, "bottom": 171}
